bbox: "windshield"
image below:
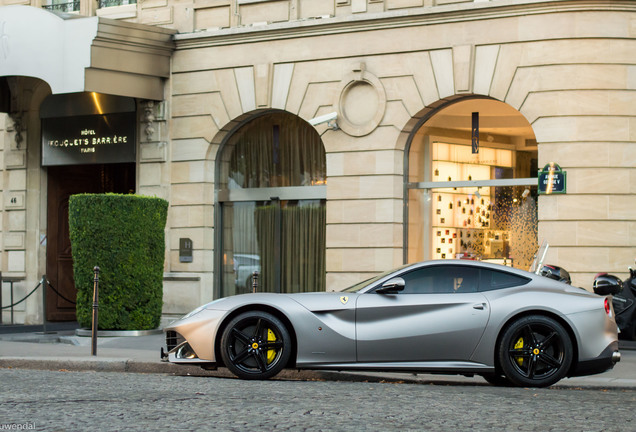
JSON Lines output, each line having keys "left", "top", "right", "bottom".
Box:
{"left": 341, "top": 264, "right": 412, "bottom": 293}
{"left": 529, "top": 240, "right": 549, "bottom": 274}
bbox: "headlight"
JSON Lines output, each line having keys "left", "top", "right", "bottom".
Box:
{"left": 181, "top": 305, "right": 207, "bottom": 320}
{"left": 181, "top": 299, "right": 224, "bottom": 320}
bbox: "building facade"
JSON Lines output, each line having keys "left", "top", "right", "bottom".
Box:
{"left": 1, "top": 0, "right": 634, "bottom": 325}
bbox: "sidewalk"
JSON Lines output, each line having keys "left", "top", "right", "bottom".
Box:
{"left": 1, "top": 324, "right": 635, "bottom": 388}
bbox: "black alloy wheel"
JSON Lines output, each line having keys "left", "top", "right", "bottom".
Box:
{"left": 498, "top": 315, "right": 573, "bottom": 388}
{"left": 220, "top": 311, "right": 291, "bottom": 380}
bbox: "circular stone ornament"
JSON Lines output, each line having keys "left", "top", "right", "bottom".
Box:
{"left": 336, "top": 65, "right": 386, "bottom": 137}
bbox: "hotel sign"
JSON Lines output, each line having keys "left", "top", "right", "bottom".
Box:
{"left": 179, "top": 238, "right": 193, "bottom": 263}
{"left": 41, "top": 112, "right": 136, "bottom": 166}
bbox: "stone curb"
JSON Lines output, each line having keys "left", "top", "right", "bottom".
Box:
{"left": 2, "top": 357, "right": 635, "bottom": 389}
{"left": 0, "top": 357, "right": 414, "bottom": 382}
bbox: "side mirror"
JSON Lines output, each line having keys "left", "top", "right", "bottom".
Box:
{"left": 376, "top": 277, "right": 405, "bottom": 294}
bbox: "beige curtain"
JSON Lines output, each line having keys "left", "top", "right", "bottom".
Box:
{"left": 227, "top": 114, "right": 325, "bottom": 189}
{"left": 254, "top": 204, "right": 277, "bottom": 293}
{"left": 281, "top": 202, "right": 326, "bottom": 293}
{"left": 255, "top": 202, "right": 326, "bottom": 293}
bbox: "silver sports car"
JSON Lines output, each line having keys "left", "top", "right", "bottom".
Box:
{"left": 162, "top": 260, "right": 621, "bottom": 387}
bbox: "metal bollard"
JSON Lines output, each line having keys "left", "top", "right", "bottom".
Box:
{"left": 252, "top": 271, "right": 259, "bottom": 293}
{"left": 41, "top": 275, "right": 48, "bottom": 334}
{"left": 91, "top": 266, "right": 100, "bottom": 356}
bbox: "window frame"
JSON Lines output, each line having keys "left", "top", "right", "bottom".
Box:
{"left": 213, "top": 111, "right": 327, "bottom": 299}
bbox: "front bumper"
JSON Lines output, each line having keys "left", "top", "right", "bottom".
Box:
{"left": 160, "top": 308, "right": 227, "bottom": 364}
{"left": 160, "top": 341, "right": 213, "bottom": 364}
{"left": 570, "top": 341, "right": 620, "bottom": 377}
{"left": 160, "top": 331, "right": 216, "bottom": 366}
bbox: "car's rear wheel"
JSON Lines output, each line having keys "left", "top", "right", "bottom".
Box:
{"left": 498, "top": 315, "right": 573, "bottom": 388}
{"left": 481, "top": 373, "right": 513, "bottom": 387}
{"left": 220, "top": 311, "right": 291, "bottom": 380}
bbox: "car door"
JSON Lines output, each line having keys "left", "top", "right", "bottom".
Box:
{"left": 355, "top": 264, "right": 490, "bottom": 363}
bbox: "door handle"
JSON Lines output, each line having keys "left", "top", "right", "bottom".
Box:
{"left": 473, "top": 303, "right": 486, "bottom": 310}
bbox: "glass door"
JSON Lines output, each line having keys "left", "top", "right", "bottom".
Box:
{"left": 215, "top": 111, "right": 327, "bottom": 298}
{"left": 221, "top": 199, "right": 325, "bottom": 297}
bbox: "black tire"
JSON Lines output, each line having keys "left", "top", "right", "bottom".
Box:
{"left": 498, "top": 315, "right": 573, "bottom": 388}
{"left": 481, "top": 373, "right": 513, "bottom": 387}
{"left": 220, "top": 311, "right": 291, "bottom": 380}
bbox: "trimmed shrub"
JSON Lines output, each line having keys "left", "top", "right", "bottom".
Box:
{"left": 69, "top": 194, "right": 168, "bottom": 330}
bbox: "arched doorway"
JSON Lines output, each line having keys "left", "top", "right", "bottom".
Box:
{"left": 42, "top": 92, "right": 137, "bottom": 321}
{"left": 406, "top": 98, "right": 538, "bottom": 271}
{"left": 215, "top": 111, "right": 327, "bottom": 297}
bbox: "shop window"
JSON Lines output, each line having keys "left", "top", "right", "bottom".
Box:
{"left": 407, "top": 99, "right": 538, "bottom": 271}
{"left": 429, "top": 142, "right": 537, "bottom": 266}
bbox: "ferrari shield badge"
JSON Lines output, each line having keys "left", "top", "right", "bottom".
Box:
{"left": 340, "top": 296, "right": 349, "bottom": 305}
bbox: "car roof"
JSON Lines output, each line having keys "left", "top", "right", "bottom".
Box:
{"left": 402, "top": 259, "right": 535, "bottom": 276}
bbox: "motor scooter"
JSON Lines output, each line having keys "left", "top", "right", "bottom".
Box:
{"left": 530, "top": 242, "right": 634, "bottom": 340}
{"left": 531, "top": 241, "right": 573, "bottom": 285}
{"left": 593, "top": 263, "right": 636, "bottom": 341}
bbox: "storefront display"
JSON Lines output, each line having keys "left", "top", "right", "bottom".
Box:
{"left": 423, "top": 141, "right": 537, "bottom": 269}
{"left": 430, "top": 143, "right": 505, "bottom": 262}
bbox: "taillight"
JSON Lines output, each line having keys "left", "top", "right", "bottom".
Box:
{"left": 604, "top": 298, "right": 611, "bottom": 316}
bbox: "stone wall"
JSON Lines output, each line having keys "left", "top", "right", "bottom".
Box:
{"left": 170, "top": 5, "right": 636, "bottom": 291}
{"left": 1, "top": 1, "right": 634, "bottom": 318}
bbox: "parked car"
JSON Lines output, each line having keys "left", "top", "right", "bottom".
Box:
{"left": 233, "top": 254, "right": 260, "bottom": 291}
{"left": 163, "top": 260, "right": 620, "bottom": 387}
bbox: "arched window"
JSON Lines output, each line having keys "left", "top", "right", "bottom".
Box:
{"left": 216, "top": 112, "right": 327, "bottom": 296}
{"left": 406, "top": 99, "right": 538, "bottom": 270}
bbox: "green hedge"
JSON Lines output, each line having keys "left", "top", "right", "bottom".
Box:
{"left": 68, "top": 194, "right": 168, "bottom": 330}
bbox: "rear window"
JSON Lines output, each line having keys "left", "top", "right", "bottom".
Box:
{"left": 480, "top": 269, "right": 530, "bottom": 291}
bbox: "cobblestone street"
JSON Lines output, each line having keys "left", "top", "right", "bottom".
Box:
{"left": 1, "top": 368, "right": 634, "bottom": 431}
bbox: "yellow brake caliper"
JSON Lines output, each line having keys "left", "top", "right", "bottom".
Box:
{"left": 514, "top": 337, "right": 524, "bottom": 366}
{"left": 267, "top": 328, "right": 276, "bottom": 364}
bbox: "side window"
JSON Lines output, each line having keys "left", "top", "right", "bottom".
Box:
{"left": 400, "top": 266, "right": 479, "bottom": 294}
{"left": 480, "top": 269, "right": 530, "bottom": 291}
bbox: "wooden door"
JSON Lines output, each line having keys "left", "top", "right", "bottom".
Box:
{"left": 46, "top": 163, "right": 134, "bottom": 321}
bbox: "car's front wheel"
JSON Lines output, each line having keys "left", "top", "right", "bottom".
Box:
{"left": 220, "top": 311, "right": 291, "bottom": 380}
{"left": 498, "top": 315, "right": 573, "bottom": 388}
